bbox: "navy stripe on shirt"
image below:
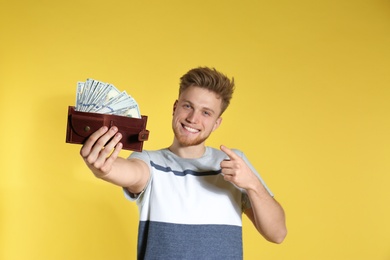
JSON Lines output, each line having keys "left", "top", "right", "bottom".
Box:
{"left": 150, "top": 161, "right": 221, "bottom": 177}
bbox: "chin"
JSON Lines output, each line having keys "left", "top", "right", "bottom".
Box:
{"left": 173, "top": 130, "right": 207, "bottom": 147}
{"left": 176, "top": 136, "right": 205, "bottom": 147}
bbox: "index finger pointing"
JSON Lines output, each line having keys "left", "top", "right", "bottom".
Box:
{"left": 220, "top": 145, "right": 238, "bottom": 160}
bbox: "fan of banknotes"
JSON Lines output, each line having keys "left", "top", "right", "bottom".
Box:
{"left": 75, "top": 78, "right": 141, "bottom": 118}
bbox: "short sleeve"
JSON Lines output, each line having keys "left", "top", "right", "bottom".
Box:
{"left": 233, "top": 149, "right": 274, "bottom": 211}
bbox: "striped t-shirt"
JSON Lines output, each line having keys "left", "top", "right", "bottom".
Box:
{"left": 124, "top": 147, "right": 272, "bottom": 260}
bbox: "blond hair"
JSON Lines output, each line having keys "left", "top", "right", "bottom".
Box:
{"left": 179, "top": 67, "right": 235, "bottom": 114}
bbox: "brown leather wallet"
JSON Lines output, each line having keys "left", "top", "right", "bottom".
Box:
{"left": 66, "top": 106, "right": 149, "bottom": 152}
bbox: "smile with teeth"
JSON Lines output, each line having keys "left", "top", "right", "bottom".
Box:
{"left": 182, "top": 124, "right": 200, "bottom": 133}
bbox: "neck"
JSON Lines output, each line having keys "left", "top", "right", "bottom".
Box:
{"left": 168, "top": 140, "right": 206, "bottom": 159}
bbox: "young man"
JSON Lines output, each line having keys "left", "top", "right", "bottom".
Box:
{"left": 80, "top": 67, "right": 287, "bottom": 259}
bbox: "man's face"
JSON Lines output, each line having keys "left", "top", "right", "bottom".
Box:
{"left": 172, "top": 86, "right": 223, "bottom": 147}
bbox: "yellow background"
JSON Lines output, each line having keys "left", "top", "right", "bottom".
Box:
{"left": 1, "top": 0, "right": 389, "bottom": 259}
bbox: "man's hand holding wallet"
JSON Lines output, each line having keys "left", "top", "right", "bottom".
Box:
{"left": 66, "top": 78, "right": 149, "bottom": 152}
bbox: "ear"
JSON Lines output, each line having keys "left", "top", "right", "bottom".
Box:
{"left": 172, "top": 100, "right": 178, "bottom": 115}
{"left": 212, "top": 117, "right": 223, "bottom": 132}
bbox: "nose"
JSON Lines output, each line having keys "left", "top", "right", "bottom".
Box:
{"left": 186, "top": 110, "right": 199, "bottom": 123}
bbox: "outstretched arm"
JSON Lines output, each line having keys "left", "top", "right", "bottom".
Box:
{"left": 220, "top": 145, "right": 287, "bottom": 244}
{"left": 80, "top": 126, "right": 150, "bottom": 194}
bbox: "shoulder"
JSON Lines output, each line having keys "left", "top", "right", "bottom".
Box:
{"left": 206, "top": 146, "right": 245, "bottom": 159}
{"left": 129, "top": 149, "right": 169, "bottom": 161}
{"left": 231, "top": 148, "right": 244, "bottom": 157}
{"left": 208, "top": 146, "right": 244, "bottom": 155}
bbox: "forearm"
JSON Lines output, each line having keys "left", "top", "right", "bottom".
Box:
{"left": 80, "top": 126, "right": 150, "bottom": 193}
{"left": 88, "top": 157, "right": 149, "bottom": 193}
{"left": 245, "top": 181, "right": 287, "bottom": 243}
{"left": 218, "top": 145, "right": 287, "bottom": 242}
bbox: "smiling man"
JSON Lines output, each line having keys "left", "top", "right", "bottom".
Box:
{"left": 80, "top": 67, "right": 287, "bottom": 259}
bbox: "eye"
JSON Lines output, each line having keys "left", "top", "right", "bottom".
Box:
{"left": 203, "top": 111, "right": 211, "bottom": 116}
{"left": 183, "top": 104, "right": 191, "bottom": 109}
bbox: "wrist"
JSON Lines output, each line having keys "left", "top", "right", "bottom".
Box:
{"left": 245, "top": 179, "right": 269, "bottom": 198}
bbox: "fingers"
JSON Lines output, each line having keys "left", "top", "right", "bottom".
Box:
{"left": 104, "top": 141, "right": 123, "bottom": 166}
{"left": 90, "top": 131, "right": 122, "bottom": 168}
{"left": 220, "top": 145, "right": 242, "bottom": 178}
{"left": 80, "top": 126, "right": 122, "bottom": 165}
{"left": 222, "top": 173, "right": 235, "bottom": 182}
{"left": 80, "top": 126, "right": 109, "bottom": 158}
{"left": 97, "top": 141, "right": 123, "bottom": 173}
{"left": 220, "top": 145, "right": 238, "bottom": 160}
{"left": 220, "top": 145, "right": 238, "bottom": 170}
{"left": 220, "top": 160, "right": 235, "bottom": 178}
{"left": 220, "top": 159, "right": 232, "bottom": 169}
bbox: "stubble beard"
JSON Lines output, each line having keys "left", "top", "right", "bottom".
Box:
{"left": 172, "top": 125, "right": 209, "bottom": 147}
